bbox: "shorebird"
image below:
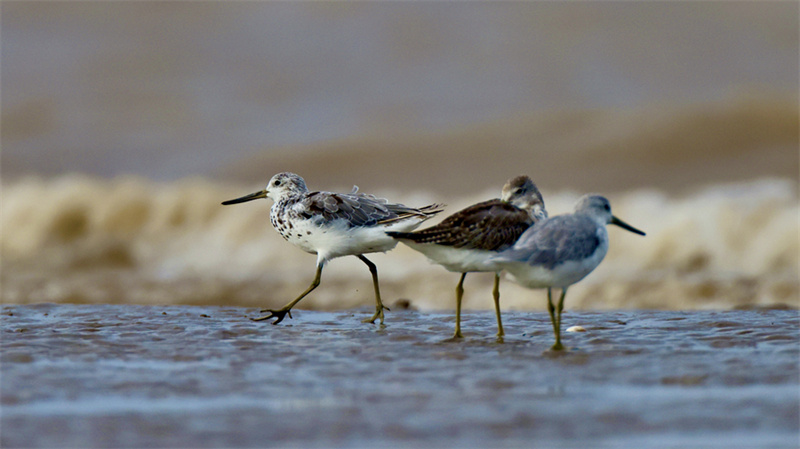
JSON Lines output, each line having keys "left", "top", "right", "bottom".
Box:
{"left": 222, "top": 172, "right": 444, "bottom": 325}
{"left": 387, "top": 176, "right": 547, "bottom": 339}
{"left": 491, "top": 194, "right": 645, "bottom": 350}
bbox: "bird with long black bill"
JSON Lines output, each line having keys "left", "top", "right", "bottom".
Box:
{"left": 222, "top": 172, "right": 444, "bottom": 325}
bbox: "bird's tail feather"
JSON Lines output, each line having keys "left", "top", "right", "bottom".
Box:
{"left": 377, "top": 203, "right": 445, "bottom": 225}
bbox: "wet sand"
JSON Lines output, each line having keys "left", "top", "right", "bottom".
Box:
{"left": 2, "top": 303, "right": 798, "bottom": 448}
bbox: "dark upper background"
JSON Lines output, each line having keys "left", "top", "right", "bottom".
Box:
{"left": 2, "top": 2, "right": 797, "bottom": 194}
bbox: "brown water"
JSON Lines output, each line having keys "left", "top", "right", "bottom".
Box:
{"left": 3, "top": 3, "right": 797, "bottom": 183}
{"left": 2, "top": 304, "right": 798, "bottom": 448}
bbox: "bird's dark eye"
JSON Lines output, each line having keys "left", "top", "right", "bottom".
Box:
{"left": 273, "top": 180, "right": 281, "bottom": 187}
{"left": 604, "top": 204, "right": 611, "bottom": 211}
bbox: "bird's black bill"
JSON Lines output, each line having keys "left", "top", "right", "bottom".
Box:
{"left": 611, "top": 216, "right": 646, "bottom": 236}
{"left": 221, "top": 190, "right": 267, "bottom": 205}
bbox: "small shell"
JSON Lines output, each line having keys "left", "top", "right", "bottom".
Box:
{"left": 566, "top": 325, "right": 587, "bottom": 333}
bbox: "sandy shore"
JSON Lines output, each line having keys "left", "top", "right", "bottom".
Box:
{"left": 2, "top": 303, "right": 797, "bottom": 448}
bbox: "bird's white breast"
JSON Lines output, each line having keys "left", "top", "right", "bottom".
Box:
{"left": 399, "top": 241, "right": 503, "bottom": 273}
{"left": 504, "top": 232, "right": 609, "bottom": 289}
{"left": 271, "top": 200, "right": 429, "bottom": 262}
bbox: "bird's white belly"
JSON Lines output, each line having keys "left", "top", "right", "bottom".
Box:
{"left": 277, "top": 217, "right": 425, "bottom": 261}
{"left": 401, "top": 242, "right": 501, "bottom": 273}
{"left": 504, "top": 248, "right": 608, "bottom": 289}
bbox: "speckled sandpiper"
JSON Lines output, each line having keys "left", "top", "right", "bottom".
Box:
{"left": 222, "top": 172, "right": 444, "bottom": 325}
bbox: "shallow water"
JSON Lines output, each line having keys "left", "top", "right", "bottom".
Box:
{"left": 2, "top": 304, "right": 797, "bottom": 448}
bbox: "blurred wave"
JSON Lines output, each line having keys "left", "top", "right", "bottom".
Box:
{"left": 2, "top": 175, "right": 796, "bottom": 311}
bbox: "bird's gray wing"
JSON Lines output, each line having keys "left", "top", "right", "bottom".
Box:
{"left": 387, "top": 199, "right": 533, "bottom": 251}
{"left": 300, "top": 191, "right": 441, "bottom": 227}
{"left": 501, "top": 215, "right": 601, "bottom": 269}
{"left": 298, "top": 191, "right": 394, "bottom": 227}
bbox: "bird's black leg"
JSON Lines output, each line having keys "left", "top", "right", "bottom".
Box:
{"left": 357, "top": 255, "right": 389, "bottom": 325}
